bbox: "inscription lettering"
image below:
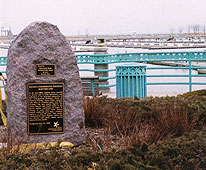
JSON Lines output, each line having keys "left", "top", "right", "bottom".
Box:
{"left": 27, "top": 83, "right": 64, "bottom": 134}
{"left": 36, "top": 64, "right": 56, "bottom": 77}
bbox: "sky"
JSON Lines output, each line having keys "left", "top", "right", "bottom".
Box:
{"left": 0, "top": 0, "right": 206, "bottom": 35}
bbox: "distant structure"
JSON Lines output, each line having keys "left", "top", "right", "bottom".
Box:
{"left": 0, "top": 26, "right": 14, "bottom": 40}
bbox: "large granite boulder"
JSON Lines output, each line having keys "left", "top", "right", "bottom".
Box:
{"left": 5, "top": 22, "right": 85, "bottom": 144}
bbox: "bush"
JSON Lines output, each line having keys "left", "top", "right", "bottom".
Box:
{"left": 0, "top": 128, "right": 205, "bottom": 169}
{"left": 84, "top": 92, "right": 204, "bottom": 146}
{"left": 1, "top": 90, "right": 206, "bottom": 169}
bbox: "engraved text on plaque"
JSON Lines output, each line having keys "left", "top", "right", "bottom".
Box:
{"left": 27, "top": 83, "right": 64, "bottom": 134}
{"left": 36, "top": 64, "right": 56, "bottom": 77}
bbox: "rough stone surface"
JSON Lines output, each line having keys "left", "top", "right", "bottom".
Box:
{"left": 5, "top": 22, "right": 85, "bottom": 144}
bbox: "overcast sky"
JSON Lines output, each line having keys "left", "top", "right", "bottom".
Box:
{"left": 0, "top": 0, "right": 206, "bottom": 35}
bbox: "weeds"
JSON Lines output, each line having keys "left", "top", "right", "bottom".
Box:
{"left": 0, "top": 128, "right": 205, "bottom": 169}
{"left": 83, "top": 91, "right": 204, "bottom": 148}
{"left": 0, "top": 90, "right": 206, "bottom": 169}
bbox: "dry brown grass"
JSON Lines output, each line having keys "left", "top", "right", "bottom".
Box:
{"left": 0, "top": 93, "right": 203, "bottom": 153}
{"left": 83, "top": 96, "right": 199, "bottom": 148}
{"left": 0, "top": 92, "right": 205, "bottom": 169}
{"left": 0, "top": 128, "right": 27, "bottom": 158}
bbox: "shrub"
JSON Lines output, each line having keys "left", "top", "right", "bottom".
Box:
{"left": 0, "top": 128, "right": 205, "bottom": 169}
{"left": 84, "top": 91, "right": 205, "bottom": 147}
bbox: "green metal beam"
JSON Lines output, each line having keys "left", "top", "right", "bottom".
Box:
{"left": 2, "top": 51, "right": 206, "bottom": 65}
{"left": 99, "top": 76, "right": 116, "bottom": 80}
{"left": 76, "top": 51, "right": 206, "bottom": 64}
{"left": 1, "top": 51, "right": 206, "bottom": 93}
{"left": 99, "top": 84, "right": 116, "bottom": 88}
{"left": 147, "top": 82, "right": 206, "bottom": 85}
{"left": 147, "top": 82, "right": 190, "bottom": 85}
{"left": 147, "top": 74, "right": 206, "bottom": 77}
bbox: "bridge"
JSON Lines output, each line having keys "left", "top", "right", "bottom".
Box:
{"left": 76, "top": 51, "right": 206, "bottom": 64}
{"left": 1, "top": 51, "right": 206, "bottom": 98}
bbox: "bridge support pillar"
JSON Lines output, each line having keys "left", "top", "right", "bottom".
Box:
{"left": 94, "top": 64, "right": 109, "bottom": 93}
{"left": 94, "top": 48, "right": 109, "bottom": 93}
{"left": 116, "top": 64, "right": 147, "bottom": 99}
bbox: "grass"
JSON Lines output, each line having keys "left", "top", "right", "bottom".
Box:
{"left": 0, "top": 89, "right": 206, "bottom": 169}
{"left": 84, "top": 92, "right": 204, "bottom": 147}
{"left": 0, "top": 128, "right": 205, "bottom": 169}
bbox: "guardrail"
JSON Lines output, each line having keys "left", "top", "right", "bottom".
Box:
{"left": 1, "top": 51, "right": 206, "bottom": 96}
{"left": 77, "top": 51, "right": 206, "bottom": 93}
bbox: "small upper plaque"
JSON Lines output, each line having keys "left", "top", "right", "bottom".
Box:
{"left": 36, "top": 64, "right": 56, "bottom": 77}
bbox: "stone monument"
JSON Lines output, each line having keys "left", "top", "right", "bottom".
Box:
{"left": 5, "top": 22, "right": 85, "bottom": 144}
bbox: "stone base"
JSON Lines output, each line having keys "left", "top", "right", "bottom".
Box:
{"left": 6, "top": 22, "right": 86, "bottom": 145}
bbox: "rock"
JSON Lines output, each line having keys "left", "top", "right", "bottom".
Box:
{"left": 0, "top": 126, "right": 6, "bottom": 137}
{"left": 5, "top": 22, "right": 85, "bottom": 145}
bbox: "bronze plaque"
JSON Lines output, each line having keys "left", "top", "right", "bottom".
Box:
{"left": 27, "top": 83, "right": 64, "bottom": 135}
{"left": 35, "top": 64, "right": 56, "bottom": 77}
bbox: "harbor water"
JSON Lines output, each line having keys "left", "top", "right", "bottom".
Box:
{"left": 1, "top": 47, "right": 206, "bottom": 98}
{"left": 76, "top": 46, "right": 206, "bottom": 97}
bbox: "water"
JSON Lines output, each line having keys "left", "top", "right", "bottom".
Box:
{"left": 1, "top": 46, "right": 206, "bottom": 97}
{"left": 76, "top": 46, "right": 206, "bottom": 97}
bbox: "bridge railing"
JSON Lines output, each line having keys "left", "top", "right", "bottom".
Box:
{"left": 77, "top": 51, "right": 206, "bottom": 93}
{"left": 1, "top": 51, "right": 206, "bottom": 96}
{"left": 76, "top": 51, "right": 206, "bottom": 63}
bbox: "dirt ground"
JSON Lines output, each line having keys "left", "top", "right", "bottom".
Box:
{"left": 0, "top": 126, "right": 124, "bottom": 151}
